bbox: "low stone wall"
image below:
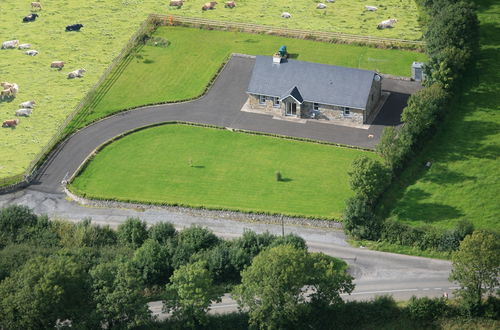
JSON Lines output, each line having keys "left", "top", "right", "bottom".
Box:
{"left": 64, "top": 187, "right": 342, "bottom": 229}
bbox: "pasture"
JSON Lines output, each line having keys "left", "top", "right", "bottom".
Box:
{"left": 72, "top": 26, "right": 427, "bottom": 128}
{"left": 378, "top": 1, "right": 500, "bottom": 231}
{"left": 164, "top": 0, "right": 423, "bottom": 40}
{"left": 70, "top": 124, "right": 378, "bottom": 219}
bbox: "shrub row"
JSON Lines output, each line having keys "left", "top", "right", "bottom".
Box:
{"left": 343, "top": 0, "right": 479, "bottom": 250}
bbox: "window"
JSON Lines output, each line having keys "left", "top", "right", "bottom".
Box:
{"left": 313, "top": 103, "right": 319, "bottom": 110}
{"left": 343, "top": 107, "right": 351, "bottom": 117}
{"left": 273, "top": 97, "right": 280, "bottom": 107}
{"left": 259, "top": 95, "right": 266, "bottom": 104}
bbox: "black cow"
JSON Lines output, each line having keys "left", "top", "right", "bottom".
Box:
{"left": 22, "top": 13, "right": 39, "bottom": 23}
{"left": 65, "top": 24, "right": 84, "bottom": 32}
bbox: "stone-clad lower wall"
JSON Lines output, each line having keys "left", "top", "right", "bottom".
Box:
{"left": 248, "top": 94, "right": 281, "bottom": 115}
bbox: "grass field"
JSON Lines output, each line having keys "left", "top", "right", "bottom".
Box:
{"left": 72, "top": 26, "right": 427, "bottom": 128}
{"left": 378, "top": 1, "right": 500, "bottom": 231}
{"left": 164, "top": 0, "right": 423, "bottom": 40}
{"left": 70, "top": 124, "right": 378, "bottom": 219}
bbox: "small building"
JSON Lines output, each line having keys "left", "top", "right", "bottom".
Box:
{"left": 411, "top": 62, "right": 425, "bottom": 81}
{"left": 246, "top": 56, "right": 382, "bottom": 125}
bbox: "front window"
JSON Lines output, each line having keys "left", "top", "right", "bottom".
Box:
{"left": 273, "top": 97, "right": 280, "bottom": 107}
{"left": 259, "top": 95, "right": 266, "bottom": 104}
{"left": 313, "top": 103, "right": 319, "bottom": 110}
{"left": 343, "top": 107, "right": 351, "bottom": 117}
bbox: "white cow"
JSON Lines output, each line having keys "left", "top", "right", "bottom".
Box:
{"left": 377, "top": 18, "right": 397, "bottom": 29}
{"left": 316, "top": 3, "right": 327, "bottom": 9}
{"left": 9, "top": 83, "right": 19, "bottom": 96}
{"left": 18, "top": 43, "right": 32, "bottom": 49}
{"left": 281, "top": 12, "right": 291, "bottom": 18}
{"left": 2, "top": 40, "right": 19, "bottom": 49}
{"left": 16, "top": 108, "right": 33, "bottom": 117}
{"left": 326, "top": 0, "right": 334, "bottom": 2}
{"left": 19, "top": 100, "right": 36, "bottom": 108}
{"left": 25, "top": 50, "right": 38, "bottom": 56}
{"left": 365, "top": 5, "right": 378, "bottom": 11}
{"left": 68, "top": 68, "right": 86, "bottom": 79}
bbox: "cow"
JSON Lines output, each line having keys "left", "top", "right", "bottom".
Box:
{"left": 50, "top": 61, "right": 65, "bottom": 69}
{"left": 2, "top": 40, "right": 19, "bottom": 49}
{"left": 225, "top": 1, "right": 236, "bottom": 8}
{"left": 2, "top": 119, "right": 19, "bottom": 128}
{"left": 365, "top": 5, "right": 378, "bottom": 11}
{"left": 65, "top": 24, "right": 83, "bottom": 32}
{"left": 9, "top": 84, "right": 19, "bottom": 96}
{"left": 18, "top": 43, "right": 31, "bottom": 49}
{"left": 19, "top": 100, "right": 36, "bottom": 108}
{"left": 377, "top": 18, "right": 397, "bottom": 29}
{"left": 1, "top": 89, "right": 12, "bottom": 100}
{"left": 31, "top": 2, "right": 42, "bottom": 10}
{"left": 326, "top": 0, "right": 334, "bottom": 2}
{"left": 1, "top": 82, "right": 14, "bottom": 89}
{"left": 25, "top": 50, "right": 38, "bottom": 56}
{"left": 16, "top": 108, "right": 33, "bottom": 117}
{"left": 202, "top": 2, "right": 217, "bottom": 10}
{"left": 316, "top": 3, "right": 327, "bottom": 9}
{"left": 23, "top": 13, "right": 39, "bottom": 22}
{"left": 68, "top": 68, "right": 86, "bottom": 79}
{"left": 169, "top": 0, "right": 183, "bottom": 8}
{"left": 281, "top": 12, "right": 291, "bottom": 18}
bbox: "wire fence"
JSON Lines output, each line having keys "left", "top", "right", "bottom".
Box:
{"left": 0, "top": 16, "right": 158, "bottom": 189}
{"left": 153, "top": 14, "right": 425, "bottom": 50}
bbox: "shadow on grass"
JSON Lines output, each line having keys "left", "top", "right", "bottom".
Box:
{"left": 280, "top": 177, "right": 293, "bottom": 182}
{"left": 391, "top": 188, "right": 464, "bottom": 222}
{"left": 419, "top": 164, "right": 476, "bottom": 185}
{"left": 191, "top": 165, "right": 205, "bottom": 169}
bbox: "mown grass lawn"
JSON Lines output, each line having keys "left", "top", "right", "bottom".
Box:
{"left": 70, "top": 124, "right": 378, "bottom": 219}
{"left": 165, "top": 0, "right": 423, "bottom": 40}
{"left": 73, "top": 26, "right": 427, "bottom": 128}
{"left": 378, "top": 1, "right": 500, "bottom": 231}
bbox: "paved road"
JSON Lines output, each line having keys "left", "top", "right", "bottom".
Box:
{"left": 28, "top": 55, "right": 419, "bottom": 194}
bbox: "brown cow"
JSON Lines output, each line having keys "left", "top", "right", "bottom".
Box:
{"left": 1, "top": 89, "right": 12, "bottom": 100}
{"left": 202, "top": 1, "right": 217, "bottom": 10}
{"left": 31, "top": 2, "right": 42, "bottom": 10}
{"left": 2, "top": 119, "right": 19, "bottom": 128}
{"left": 225, "top": 1, "right": 236, "bottom": 8}
{"left": 170, "top": 0, "right": 183, "bottom": 7}
{"left": 51, "top": 61, "right": 65, "bottom": 69}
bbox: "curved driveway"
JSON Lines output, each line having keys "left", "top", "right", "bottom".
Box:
{"left": 0, "top": 55, "right": 449, "bottom": 303}
{"left": 29, "top": 55, "right": 415, "bottom": 194}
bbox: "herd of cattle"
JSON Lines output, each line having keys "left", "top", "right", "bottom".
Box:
{"left": 2, "top": 1, "right": 86, "bottom": 129}
{"left": 169, "top": 1, "right": 236, "bottom": 10}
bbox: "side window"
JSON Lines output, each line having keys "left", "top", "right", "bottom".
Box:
{"left": 259, "top": 95, "right": 266, "bottom": 104}
{"left": 313, "top": 103, "right": 319, "bottom": 110}
{"left": 273, "top": 97, "right": 280, "bottom": 107}
{"left": 343, "top": 107, "right": 350, "bottom": 116}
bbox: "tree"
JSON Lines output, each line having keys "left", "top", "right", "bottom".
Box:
{"left": 449, "top": 230, "right": 500, "bottom": 314}
{"left": 233, "top": 245, "right": 353, "bottom": 329}
{"left": 90, "top": 260, "right": 151, "bottom": 328}
{"left": 164, "top": 260, "right": 222, "bottom": 328}
{"left": 132, "top": 238, "right": 172, "bottom": 286}
{"left": 0, "top": 255, "right": 93, "bottom": 329}
{"left": 148, "top": 221, "right": 177, "bottom": 245}
{"left": 269, "top": 233, "right": 307, "bottom": 250}
{"left": 0, "top": 205, "right": 38, "bottom": 245}
{"left": 348, "top": 157, "right": 392, "bottom": 203}
{"left": 343, "top": 196, "right": 382, "bottom": 240}
{"left": 117, "top": 217, "right": 149, "bottom": 248}
{"left": 375, "top": 126, "right": 411, "bottom": 169}
{"left": 171, "top": 226, "right": 220, "bottom": 268}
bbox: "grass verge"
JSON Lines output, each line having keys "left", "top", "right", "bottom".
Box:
{"left": 348, "top": 239, "right": 452, "bottom": 260}
{"left": 69, "top": 124, "right": 378, "bottom": 219}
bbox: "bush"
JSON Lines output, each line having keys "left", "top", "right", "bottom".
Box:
{"left": 407, "top": 296, "right": 449, "bottom": 321}
{"left": 117, "top": 217, "right": 149, "bottom": 248}
{"left": 149, "top": 222, "right": 177, "bottom": 245}
{"left": 343, "top": 196, "right": 382, "bottom": 240}
{"left": 0, "top": 205, "right": 38, "bottom": 245}
{"left": 348, "top": 157, "right": 392, "bottom": 204}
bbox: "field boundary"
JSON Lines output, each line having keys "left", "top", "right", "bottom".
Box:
{"left": 154, "top": 14, "right": 425, "bottom": 51}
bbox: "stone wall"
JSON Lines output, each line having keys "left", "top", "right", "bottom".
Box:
{"left": 248, "top": 94, "right": 281, "bottom": 115}
{"left": 302, "top": 102, "right": 364, "bottom": 125}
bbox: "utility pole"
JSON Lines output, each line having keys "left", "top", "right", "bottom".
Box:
{"left": 281, "top": 215, "right": 284, "bottom": 237}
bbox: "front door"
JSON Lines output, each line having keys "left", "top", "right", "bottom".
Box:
{"left": 285, "top": 102, "right": 297, "bottom": 116}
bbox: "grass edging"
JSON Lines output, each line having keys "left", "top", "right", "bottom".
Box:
{"left": 347, "top": 239, "right": 452, "bottom": 260}
{"left": 66, "top": 121, "right": 374, "bottom": 222}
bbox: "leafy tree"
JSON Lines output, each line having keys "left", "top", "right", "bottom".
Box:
{"left": 117, "top": 217, "right": 149, "bottom": 249}
{"left": 149, "top": 221, "right": 177, "bottom": 245}
{"left": 171, "top": 226, "right": 220, "bottom": 268}
{"left": 269, "top": 233, "right": 307, "bottom": 250}
{"left": 343, "top": 196, "right": 381, "bottom": 240}
{"left": 0, "top": 255, "right": 93, "bottom": 329}
{"left": 90, "top": 260, "right": 151, "bottom": 328}
{"left": 0, "top": 205, "right": 38, "bottom": 245}
{"left": 55, "top": 218, "right": 117, "bottom": 248}
{"left": 348, "top": 157, "right": 392, "bottom": 203}
{"left": 132, "top": 238, "right": 173, "bottom": 286}
{"left": 0, "top": 243, "right": 57, "bottom": 281}
{"left": 234, "top": 229, "right": 276, "bottom": 259}
{"left": 450, "top": 230, "right": 500, "bottom": 314}
{"left": 164, "top": 260, "right": 222, "bottom": 328}
{"left": 233, "top": 245, "right": 353, "bottom": 329}
{"left": 375, "top": 126, "right": 411, "bottom": 169}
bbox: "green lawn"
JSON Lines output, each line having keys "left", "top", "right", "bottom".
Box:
{"left": 378, "top": 1, "right": 500, "bottom": 231}
{"left": 164, "top": 0, "right": 423, "bottom": 40}
{"left": 70, "top": 124, "right": 378, "bottom": 219}
{"left": 72, "top": 26, "right": 427, "bottom": 128}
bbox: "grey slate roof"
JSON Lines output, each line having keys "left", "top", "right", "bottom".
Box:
{"left": 247, "top": 56, "right": 378, "bottom": 110}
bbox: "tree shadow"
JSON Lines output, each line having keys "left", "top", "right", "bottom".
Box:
{"left": 287, "top": 53, "right": 299, "bottom": 59}
{"left": 419, "top": 164, "right": 476, "bottom": 185}
{"left": 191, "top": 165, "right": 205, "bottom": 169}
{"left": 280, "top": 177, "right": 293, "bottom": 182}
{"left": 392, "top": 188, "right": 464, "bottom": 223}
